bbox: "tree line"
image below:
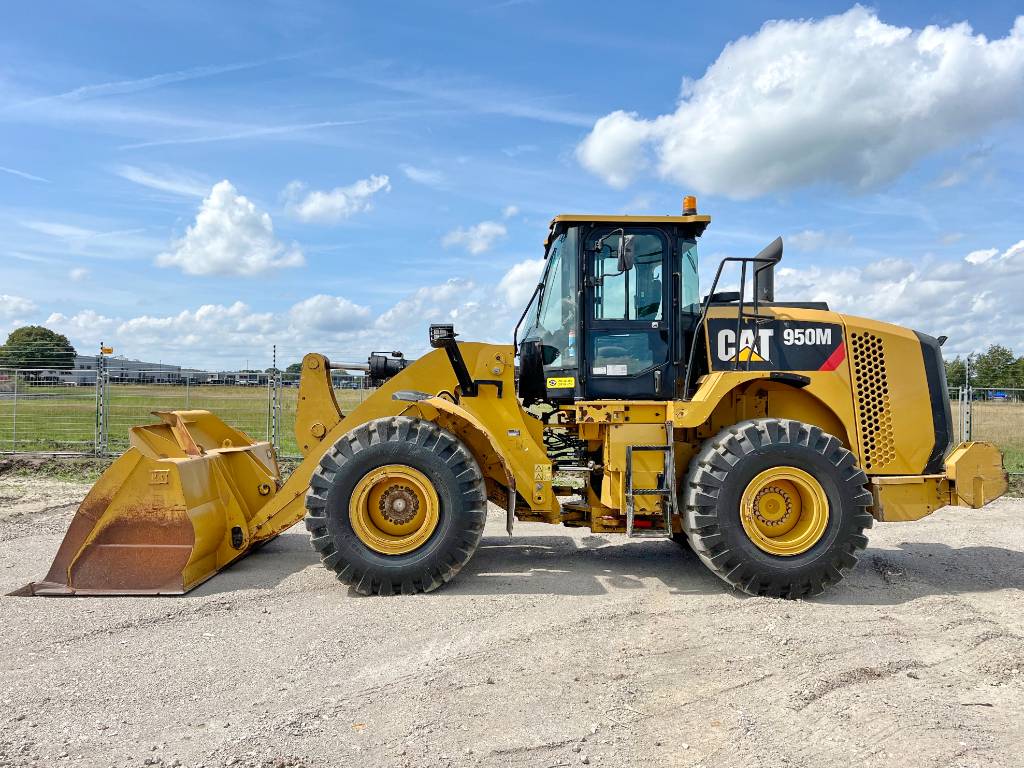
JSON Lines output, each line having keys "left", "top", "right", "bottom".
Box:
{"left": 944, "top": 344, "right": 1024, "bottom": 390}
{"left": 0, "top": 326, "right": 77, "bottom": 369}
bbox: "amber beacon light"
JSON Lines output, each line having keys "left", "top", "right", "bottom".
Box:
{"left": 682, "top": 195, "right": 698, "bottom": 215}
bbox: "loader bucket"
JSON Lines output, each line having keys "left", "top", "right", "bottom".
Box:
{"left": 13, "top": 410, "right": 280, "bottom": 596}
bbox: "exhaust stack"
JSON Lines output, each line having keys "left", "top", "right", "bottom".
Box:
{"left": 754, "top": 236, "right": 784, "bottom": 303}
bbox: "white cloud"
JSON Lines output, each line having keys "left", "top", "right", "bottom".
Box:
{"left": 787, "top": 229, "right": 853, "bottom": 252}
{"left": 577, "top": 111, "right": 653, "bottom": 189}
{"left": 284, "top": 174, "right": 390, "bottom": 223}
{"left": 1, "top": 295, "right": 37, "bottom": 318}
{"left": 119, "top": 119, "right": 374, "bottom": 151}
{"left": 115, "top": 164, "right": 207, "bottom": 197}
{"left": 0, "top": 165, "right": 50, "bottom": 183}
{"left": 289, "top": 294, "right": 372, "bottom": 332}
{"left": 621, "top": 194, "right": 654, "bottom": 213}
{"left": 502, "top": 205, "right": 520, "bottom": 219}
{"left": 935, "top": 146, "right": 992, "bottom": 188}
{"left": 23, "top": 221, "right": 97, "bottom": 239}
{"left": 38, "top": 276, "right": 526, "bottom": 368}
{"left": 46, "top": 303, "right": 280, "bottom": 361}
{"left": 775, "top": 239, "right": 1024, "bottom": 355}
{"left": 374, "top": 280, "right": 475, "bottom": 332}
{"left": 401, "top": 164, "right": 446, "bottom": 187}
{"left": 29, "top": 60, "right": 266, "bottom": 104}
{"left": 340, "top": 70, "right": 594, "bottom": 128}
{"left": 497, "top": 258, "right": 544, "bottom": 307}
{"left": 577, "top": 8, "right": 1024, "bottom": 197}
{"left": 68, "top": 267, "right": 89, "bottom": 282}
{"left": 965, "top": 248, "right": 999, "bottom": 265}
{"left": 501, "top": 144, "right": 538, "bottom": 157}
{"left": 442, "top": 221, "right": 507, "bottom": 254}
{"left": 45, "top": 309, "right": 117, "bottom": 338}
{"left": 156, "top": 180, "right": 304, "bottom": 276}
{"left": 15, "top": 218, "right": 161, "bottom": 262}
{"left": 116, "top": 302, "right": 277, "bottom": 347}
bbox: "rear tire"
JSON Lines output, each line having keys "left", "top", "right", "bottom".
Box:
{"left": 683, "top": 418, "right": 873, "bottom": 598}
{"left": 304, "top": 416, "right": 486, "bottom": 596}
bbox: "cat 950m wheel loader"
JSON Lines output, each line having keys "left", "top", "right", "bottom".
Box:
{"left": 19, "top": 197, "right": 1008, "bottom": 599}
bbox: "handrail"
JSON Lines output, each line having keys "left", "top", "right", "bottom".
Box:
{"left": 681, "top": 255, "right": 779, "bottom": 400}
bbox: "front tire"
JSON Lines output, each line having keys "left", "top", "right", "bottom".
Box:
{"left": 683, "top": 419, "right": 873, "bottom": 598}
{"left": 304, "top": 416, "right": 486, "bottom": 596}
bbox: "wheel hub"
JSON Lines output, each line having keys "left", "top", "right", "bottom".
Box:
{"left": 739, "top": 466, "right": 829, "bottom": 556}
{"left": 751, "top": 486, "right": 793, "bottom": 527}
{"left": 378, "top": 485, "right": 419, "bottom": 525}
{"left": 349, "top": 465, "right": 440, "bottom": 555}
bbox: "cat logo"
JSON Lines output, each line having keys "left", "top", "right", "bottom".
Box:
{"left": 734, "top": 345, "right": 767, "bottom": 363}
{"left": 707, "top": 318, "right": 845, "bottom": 372}
{"left": 717, "top": 328, "right": 773, "bottom": 364}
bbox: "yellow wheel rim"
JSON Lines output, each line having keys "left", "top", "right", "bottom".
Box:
{"left": 739, "top": 466, "right": 829, "bottom": 556}
{"left": 349, "top": 464, "right": 440, "bottom": 555}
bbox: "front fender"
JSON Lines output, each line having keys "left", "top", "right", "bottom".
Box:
{"left": 409, "top": 396, "right": 520, "bottom": 533}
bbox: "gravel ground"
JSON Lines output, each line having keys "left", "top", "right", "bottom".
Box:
{"left": 1, "top": 475, "right": 1023, "bottom": 768}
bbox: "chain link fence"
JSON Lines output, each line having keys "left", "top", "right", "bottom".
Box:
{"left": 0, "top": 368, "right": 100, "bottom": 453}
{"left": 950, "top": 386, "right": 1024, "bottom": 475}
{"left": 0, "top": 367, "right": 373, "bottom": 459}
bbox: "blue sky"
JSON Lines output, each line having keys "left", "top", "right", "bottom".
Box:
{"left": 1, "top": 1, "right": 1023, "bottom": 369}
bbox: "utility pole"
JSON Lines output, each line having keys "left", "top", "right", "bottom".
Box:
{"left": 268, "top": 345, "right": 277, "bottom": 446}
{"left": 960, "top": 356, "right": 973, "bottom": 442}
{"left": 11, "top": 366, "right": 17, "bottom": 452}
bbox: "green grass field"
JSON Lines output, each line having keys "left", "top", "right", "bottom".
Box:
{"left": 950, "top": 401, "right": 1024, "bottom": 473}
{"left": 1, "top": 383, "right": 1021, "bottom": 472}
{"left": 0, "top": 383, "right": 372, "bottom": 458}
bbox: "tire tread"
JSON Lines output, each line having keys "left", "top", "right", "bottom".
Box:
{"left": 683, "top": 418, "right": 872, "bottom": 599}
{"left": 303, "top": 416, "right": 487, "bottom": 596}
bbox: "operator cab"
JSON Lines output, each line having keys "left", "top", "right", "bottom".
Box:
{"left": 517, "top": 198, "right": 710, "bottom": 403}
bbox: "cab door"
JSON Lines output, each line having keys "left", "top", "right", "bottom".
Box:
{"left": 584, "top": 227, "right": 672, "bottom": 400}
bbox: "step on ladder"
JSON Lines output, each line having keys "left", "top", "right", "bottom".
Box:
{"left": 624, "top": 425, "right": 676, "bottom": 538}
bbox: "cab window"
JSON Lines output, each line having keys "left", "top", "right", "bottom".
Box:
{"left": 590, "top": 231, "right": 665, "bottom": 321}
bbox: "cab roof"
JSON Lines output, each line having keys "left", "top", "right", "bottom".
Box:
{"left": 548, "top": 213, "right": 711, "bottom": 238}
{"left": 550, "top": 213, "right": 711, "bottom": 224}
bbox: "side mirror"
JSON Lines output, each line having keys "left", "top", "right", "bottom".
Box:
{"left": 617, "top": 234, "right": 636, "bottom": 272}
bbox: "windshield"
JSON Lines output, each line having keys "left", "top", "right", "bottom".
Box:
{"left": 522, "top": 227, "right": 578, "bottom": 367}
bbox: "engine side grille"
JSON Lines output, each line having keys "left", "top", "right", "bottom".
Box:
{"left": 850, "top": 332, "right": 895, "bottom": 471}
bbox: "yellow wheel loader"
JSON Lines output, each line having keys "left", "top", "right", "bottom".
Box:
{"left": 19, "top": 197, "right": 1008, "bottom": 599}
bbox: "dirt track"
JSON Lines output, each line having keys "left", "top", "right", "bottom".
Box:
{"left": 1, "top": 475, "right": 1023, "bottom": 768}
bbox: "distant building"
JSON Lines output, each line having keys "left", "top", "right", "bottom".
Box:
{"left": 19, "top": 355, "right": 369, "bottom": 389}
{"left": 63, "top": 355, "right": 183, "bottom": 385}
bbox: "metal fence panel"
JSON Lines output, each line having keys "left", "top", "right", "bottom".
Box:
{"left": 0, "top": 368, "right": 99, "bottom": 453}
{"left": 966, "top": 388, "right": 1024, "bottom": 474}
{"left": 103, "top": 372, "right": 274, "bottom": 454}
